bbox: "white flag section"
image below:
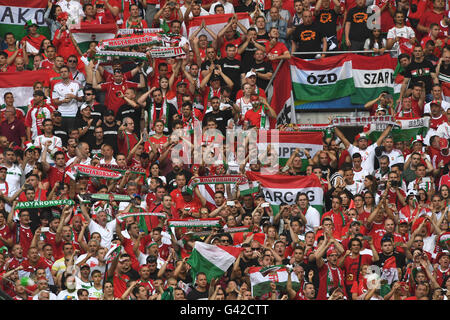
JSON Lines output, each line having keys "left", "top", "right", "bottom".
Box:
{"left": 187, "top": 13, "right": 251, "bottom": 41}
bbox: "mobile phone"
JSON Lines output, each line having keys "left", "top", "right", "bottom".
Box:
{"left": 362, "top": 236, "right": 372, "bottom": 241}
{"left": 227, "top": 201, "right": 235, "bottom": 206}
{"left": 261, "top": 202, "right": 269, "bottom": 208}
{"left": 41, "top": 227, "right": 49, "bottom": 232}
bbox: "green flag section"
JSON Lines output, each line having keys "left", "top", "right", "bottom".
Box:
{"left": 0, "top": 70, "right": 49, "bottom": 115}
{"left": 71, "top": 23, "right": 118, "bottom": 53}
{"left": 186, "top": 242, "right": 242, "bottom": 282}
{"left": 249, "top": 266, "right": 300, "bottom": 297}
{"left": 350, "top": 54, "right": 397, "bottom": 104}
{"left": 365, "top": 117, "right": 429, "bottom": 143}
{"left": 246, "top": 171, "right": 324, "bottom": 215}
{"left": 257, "top": 130, "right": 323, "bottom": 167}
{"left": 0, "top": 0, "right": 50, "bottom": 40}
{"left": 291, "top": 55, "right": 355, "bottom": 101}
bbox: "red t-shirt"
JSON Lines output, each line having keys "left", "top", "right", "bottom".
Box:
{"left": 118, "top": 131, "right": 138, "bottom": 155}
{"left": 342, "top": 254, "right": 373, "bottom": 286}
{"left": 100, "top": 81, "right": 138, "bottom": 114}
{"left": 264, "top": 41, "right": 289, "bottom": 70}
{"left": 220, "top": 36, "right": 243, "bottom": 61}
{"left": 48, "top": 166, "right": 70, "bottom": 189}
{"left": 10, "top": 224, "right": 33, "bottom": 256}
{"left": 419, "top": 10, "right": 445, "bottom": 29}
{"left": 0, "top": 224, "right": 12, "bottom": 247}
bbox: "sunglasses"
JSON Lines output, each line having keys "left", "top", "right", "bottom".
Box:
{"left": 68, "top": 60, "right": 77, "bottom": 63}
{"left": 85, "top": 93, "right": 94, "bottom": 96}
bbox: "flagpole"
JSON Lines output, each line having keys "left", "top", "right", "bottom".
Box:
{"left": 291, "top": 49, "right": 399, "bottom": 55}
{"left": 267, "top": 60, "right": 285, "bottom": 105}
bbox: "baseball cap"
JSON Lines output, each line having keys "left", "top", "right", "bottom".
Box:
{"left": 210, "top": 74, "right": 221, "bottom": 82}
{"left": 80, "top": 264, "right": 90, "bottom": 270}
{"left": 430, "top": 100, "right": 441, "bottom": 107}
{"left": 350, "top": 220, "right": 361, "bottom": 227}
{"left": 356, "top": 133, "right": 368, "bottom": 141}
{"left": 376, "top": 106, "right": 387, "bottom": 113}
{"left": 80, "top": 103, "right": 93, "bottom": 111}
{"left": 245, "top": 71, "right": 256, "bottom": 78}
{"left": 24, "top": 19, "right": 38, "bottom": 28}
{"left": 105, "top": 109, "right": 114, "bottom": 116}
{"left": 399, "top": 219, "right": 409, "bottom": 225}
{"left": 176, "top": 81, "right": 187, "bottom": 87}
{"left": 0, "top": 165, "right": 7, "bottom": 171}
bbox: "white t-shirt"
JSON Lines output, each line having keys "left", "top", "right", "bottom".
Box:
{"left": 88, "top": 219, "right": 117, "bottom": 249}
{"left": 236, "top": 97, "right": 253, "bottom": 118}
{"left": 56, "top": 289, "right": 78, "bottom": 300}
{"left": 381, "top": 149, "right": 405, "bottom": 167}
{"left": 304, "top": 206, "right": 321, "bottom": 233}
{"left": 5, "top": 164, "right": 22, "bottom": 197}
{"left": 437, "top": 122, "right": 450, "bottom": 140}
{"left": 52, "top": 80, "right": 84, "bottom": 117}
{"left": 209, "top": 1, "right": 234, "bottom": 14}
{"left": 345, "top": 181, "right": 364, "bottom": 195}
{"left": 348, "top": 143, "right": 378, "bottom": 174}
{"left": 88, "top": 286, "right": 103, "bottom": 300}
{"left": 386, "top": 26, "right": 415, "bottom": 56}
{"left": 424, "top": 100, "right": 450, "bottom": 114}
{"left": 353, "top": 167, "right": 370, "bottom": 184}
{"left": 34, "top": 135, "right": 63, "bottom": 165}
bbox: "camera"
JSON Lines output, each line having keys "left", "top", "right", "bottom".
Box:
{"left": 390, "top": 180, "right": 398, "bottom": 187}
{"left": 96, "top": 4, "right": 104, "bottom": 8}
{"left": 169, "top": 2, "right": 176, "bottom": 7}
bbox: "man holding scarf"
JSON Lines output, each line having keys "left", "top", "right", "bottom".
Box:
{"left": 146, "top": 88, "right": 177, "bottom": 135}
{"left": 243, "top": 94, "right": 276, "bottom": 129}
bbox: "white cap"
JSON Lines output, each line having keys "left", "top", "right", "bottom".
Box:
{"left": 245, "top": 71, "right": 256, "bottom": 78}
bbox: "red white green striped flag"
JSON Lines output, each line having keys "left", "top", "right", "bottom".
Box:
{"left": 365, "top": 117, "right": 429, "bottom": 143}
{"left": 187, "top": 13, "right": 251, "bottom": 41}
{"left": 0, "top": 0, "right": 50, "bottom": 41}
{"left": 291, "top": 55, "right": 355, "bottom": 101}
{"left": 249, "top": 266, "right": 300, "bottom": 297}
{"left": 186, "top": 241, "right": 242, "bottom": 282}
{"left": 0, "top": 70, "right": 49, "bottom": 115}
{"left": 257, "top": 130, "right": 323, "bottom": 167}
{"left": 443, "top": 82, "right": 450, "bottom": 103}
{"left": 350, "top": 54, "right": 397, "bottom": 104}
{"left": 70, "top": 23, "right": 118, "bottom": 53}
{"left": 246, "top": 171, "right": 324, "bottom": 215}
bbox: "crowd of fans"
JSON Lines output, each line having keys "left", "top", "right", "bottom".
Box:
{"left": 0, "top": 0, "right": 449, "bottom": 301}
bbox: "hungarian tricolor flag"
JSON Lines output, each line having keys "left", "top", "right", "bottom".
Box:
{"left": 266, "top": 60, "right": 296, "bottom": 127}
{"left": 0, "top": 70, "right": 49, "bottom": 114}
{"left": 246, "top": 171, "right": 324, "bottom": 215}
{"left": 290, "top": 55, "right": 355, "bottom": 102}
{"left": 186, "top": 241, "right": 242, "bottom": 282}
{"left": 380, "top": 256, "right": 399, "bottom": 285}
{"left": 442, "top": 82, "right": 450, "bottom": 103}
{"left": 365, "top": 117, "right": 429, "bottom": 143}
{"left": 257, "top": 130, "right": 323, "bottom": 168}
{"left": 350, "top": 54, "right": 397, "bottom": 104}
{"left": 249, "top": 266, "right": 300, "bottom": 297}
{"left": 71, "top": 23, "right": 118, "bottom": 53}
{"left": 0, "top": 0, "right": 50, "bottom": 41}
{"left": 187, "top": 13, "right": 251, "bottom": 41}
